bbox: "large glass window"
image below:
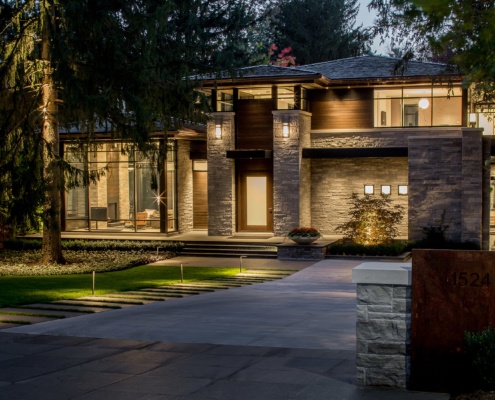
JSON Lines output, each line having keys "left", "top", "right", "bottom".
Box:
{"left": 277, "top": 87, "right": 295, "bottom": 109}
{"left": 216, "top": 90, "right": 234, "bottom": 111}
{"left": 374, "top": 86, "right": 462, "bottom": 127}
{"left": 238, "top": 87, "right": 272, "bottom": 100}
{"left": 64, "top": 140, "right": 177, "bottom": 233}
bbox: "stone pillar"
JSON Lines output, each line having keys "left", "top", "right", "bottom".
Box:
{"left": 353, "top": 262, "right": 412, "bottom": 388}
{"left": 408, "top": 129, "right": 487, "bottom": 246}
{"left": 117, "top": 148, "right": 130, "bottom": 221}
{"left": 177, "top": 140, "right": 193, "bottom": 233}
{"left": 89, "top": 146, "right": 108, "bottom": 229}
{"left": 207, "top": 112, "right": 235, "bottom": 236}
{"left": 408, "top": 135, "right": 463, "bottom": 242}
{"left": 272, "top": 110, "right": 312, "bottom": 236}
{"left": 461, "top": 130, "right": 483, "bottom": 244}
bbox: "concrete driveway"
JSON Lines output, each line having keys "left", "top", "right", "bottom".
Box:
{"left": 6, "top": 259, "right": 358, "bottom": 349}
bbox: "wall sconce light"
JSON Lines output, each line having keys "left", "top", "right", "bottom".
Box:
{"left": 398, "top": 185, "right": 408, "bottom": 195}
{"left": 282, "top": 122, "right": 289, "bottom": 138}
{"left": 215, "top": 124, "right": 222, "bottom": 139}
{"left": 381, "top": 185, "right": 391, "bottom": 195}
{"left": 364, "top": 185, "right": 374, "bottom": 195}
{"left": 418, "top": 98, "right": 430, "bottom": 110}
{"left": 469, "top": 113, "right": 477, "bottom": 127}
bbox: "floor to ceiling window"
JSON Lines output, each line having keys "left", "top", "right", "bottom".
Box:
{"left": 374, "top": 86, "right": 463, "bottom": 127}
{"left": 64, "top": 140, "right": 177, "bottom": 233}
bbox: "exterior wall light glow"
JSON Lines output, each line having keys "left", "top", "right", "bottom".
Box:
{"left": 418, "top": 98, "right": 430, "bottom": 109}
{"left": 381, "top": 185, "right": 391, "bottom": 195}
{"left": 215, "top": 124, "right": 222, "bottom": 139}
{"left": 398, "top": 185, "right": 408, "bottom": 195}
{"left": 469, "top": 113, "right": 477, "bottom": 127}
{"left": 282, "top": 122, "right": 289, "bottom": 138}
{"left": 364, "top": 185, "right": 374, "bottom": 195}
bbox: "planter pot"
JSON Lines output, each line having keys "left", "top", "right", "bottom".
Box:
{"left": 290, "top": 236, "right": 318, "bottom": 245}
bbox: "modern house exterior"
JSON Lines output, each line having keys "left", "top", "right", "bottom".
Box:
{"left": 62, "top": 56, "right": 493, "bottom": 249}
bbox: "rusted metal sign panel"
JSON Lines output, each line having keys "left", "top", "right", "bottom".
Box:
{"left": 411, "top": 249, "right": 495, "bottom": 392}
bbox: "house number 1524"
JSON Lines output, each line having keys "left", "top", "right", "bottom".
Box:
{"left": 450, "top": 272, "right": 490, "bottom": 287}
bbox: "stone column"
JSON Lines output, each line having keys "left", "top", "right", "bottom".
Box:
{"left": 89, "top": 146, "right": 108, "bottom": 229}
{"left": 461, "top": 129, "right": 483, "bottom": 244}
{"left": 177, "top": 140, "right": 193, "bottom": 233}
{"left": 408, "top": 135, "right": 463, "bottom": 242}
{"left": 207, "top": 112, "right": 235, "bottom": 236}
{"left": 117, "top": 148, "right": 130, "bottom": 221}
{"left": 353, "top": 262, "right": 412, "bottom": 388}
{"left": 272, "top": 110, "right": 312, "bottom": 236}
{"left": 408, "top": 129, "right": 487, "bottom": 247}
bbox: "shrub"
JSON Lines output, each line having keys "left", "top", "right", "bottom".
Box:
{"left": 336, "top": 193, "right": 404, "bottom": 245}
{"left": 2, "top": 239, "right": 184, "bottom": 253}
{"left": 287, "top": 227, "right": 321, "bottom": 238}
{"left": 465, "top": 326, "right": 495, "bottom": 389}
{"left": 412, "top": 212, "right": 480, "bottom": 250}
{"left": 327, "top": 240, "right": 410, "bottom": 257}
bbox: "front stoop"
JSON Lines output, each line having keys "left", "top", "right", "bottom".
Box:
{"left": 277, "top": 241, "right": 331, "bottom": 260}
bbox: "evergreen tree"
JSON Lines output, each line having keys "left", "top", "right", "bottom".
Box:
{"left": 368, "top": 0, "right": 494, "bottom": 102}
{"left": 270, "top": 0, "right": 372, "bottom": 65}
{"left": 0, "top": 0, "right": 264, "bottom": 263}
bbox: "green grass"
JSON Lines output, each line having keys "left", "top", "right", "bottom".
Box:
{"left": 0, "top": 265, "right": 238, "bottom": 308}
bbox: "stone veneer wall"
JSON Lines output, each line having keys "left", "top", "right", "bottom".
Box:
{"left": 207, "top": 112, "right": 235, "bottom": 236}
{"left": 177, "top": 140, "right": 193, "bottom": 233}
{"left": 311, "top": 127, "right": 465, "bottom": 148}
{"left": 353, "top": 263, "right": 412, "bottom": 389}
{"left": 272, "top": 110, "right": 312, "bottom": 235}
{"left": 356, "top": 284, "right": 411, "bottom": 388}
{"left": 408, "top": 129, "right": 487, "bottom": 246}
{"left": 311, "top": 158, "right": 409, "bottom": 236}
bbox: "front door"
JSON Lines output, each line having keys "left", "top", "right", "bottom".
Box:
{"left": 239, "top": 171, "right": 273, "bottom": 232}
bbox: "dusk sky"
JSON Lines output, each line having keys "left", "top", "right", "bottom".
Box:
{"left": 356, "top": 0, "right": 389, "bottom": 54}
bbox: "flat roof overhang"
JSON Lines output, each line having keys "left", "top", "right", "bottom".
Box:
{"left": 303, "top": 147, "right": 409, "bottom": 158}
{"left": 226, "top": 150, "right": 273, "bottom": 159}
{"left": 200, "top": 75, "right": 330, "bottom": 91}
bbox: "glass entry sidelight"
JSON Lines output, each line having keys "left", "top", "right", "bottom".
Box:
{"left": 239, "top": 171, "right": 273, "bottom": 232}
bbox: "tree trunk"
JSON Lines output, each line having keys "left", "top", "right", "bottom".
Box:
{"left": 41, "top": 3, "right": 65, "bottom": 265}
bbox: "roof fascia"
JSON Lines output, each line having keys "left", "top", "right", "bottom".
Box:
{"left": 200, "top": 75, "right": 329, "bottom": 89}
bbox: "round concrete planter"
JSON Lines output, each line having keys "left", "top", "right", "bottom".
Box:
{"left": 289, "top": 236, "right": 318, "bottom": 245}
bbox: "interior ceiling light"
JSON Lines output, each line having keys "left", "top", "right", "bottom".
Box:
{"left": 418, "top": 98, "right": 430, "bottom": 109}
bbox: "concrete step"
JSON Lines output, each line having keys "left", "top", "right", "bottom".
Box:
{"left": 17, "top": 303, "right": 107, "bottom": 313}
{"left": 180, "top": 251, "right": 278, "bottom": 258}
{"left": 180, "top": 242, "right": 278, "bottom": 258}
{"left": 0, "top": 314, "right": 56, "bottom": 324}
{"left": 1, "top": 307, "right": 86, "bottom": 318}
{"left": 75, "top": 297, "right": 154, "bottom": 306}
{"left": 52, "top": 300, "right": 129, "bottom": 308}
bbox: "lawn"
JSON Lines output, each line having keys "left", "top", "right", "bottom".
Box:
{"left": 0, "top": 265, "right": 238, "bottom": 308}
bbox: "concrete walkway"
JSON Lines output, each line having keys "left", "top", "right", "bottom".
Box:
{"left": 1, "top": 258, "right": 448, "bottom": 399}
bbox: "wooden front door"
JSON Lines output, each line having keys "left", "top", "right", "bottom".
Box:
{"left": 193, "top": 171, "right": 208, "bottom": 229}
{"left": 238, "top": 171, "right": 273, "bottom": 232}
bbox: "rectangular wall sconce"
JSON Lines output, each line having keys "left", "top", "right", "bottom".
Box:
{"left": 469, "top": 113, "right": 477, "bottom": 127}
{"left": 215, "top": 124, "right": 222, "bottom": 139}
{"left": 282, "top": 122, "right": 289, "bottom": 138}
{"left": 364, "top": 185, "right": 374, "bottom": 195}
{"left": 381, "top": 185, "right": 391, "bottom": 195}
{"left": 398, "top": 185, "right": 408, "bottom": 195}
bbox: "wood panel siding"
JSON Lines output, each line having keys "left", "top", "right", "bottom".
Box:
{"left": 310, "top": 88, "right": 374, "bottom": 130}
{"left": 236, "top": 99, "right": 273, "bottom": 150}
{"left": 193, "top": 171, "right": 208, "bottom": 229}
